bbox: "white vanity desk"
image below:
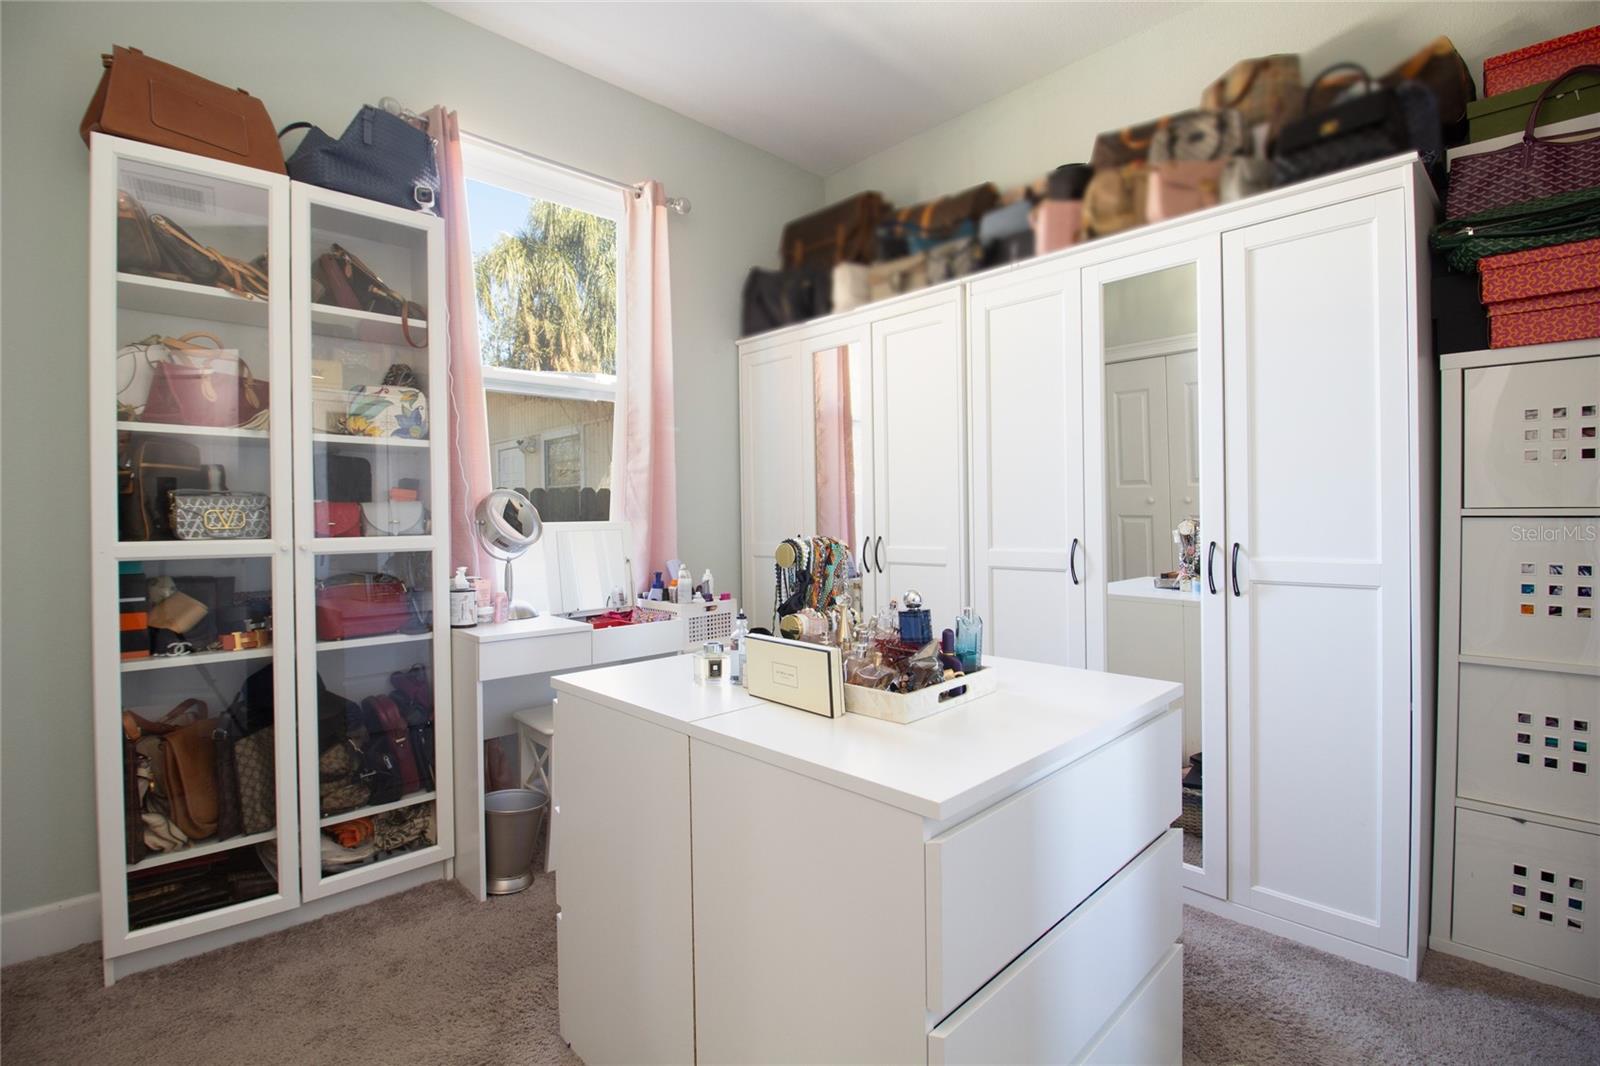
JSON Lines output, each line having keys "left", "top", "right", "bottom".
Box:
{"left": 552, "top": 655, "right": 1183, "bottom": 1065}
{"left": 450, "top": 522, "right": 686, "bottom": 900}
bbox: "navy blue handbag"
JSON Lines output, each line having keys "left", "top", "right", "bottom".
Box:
{"left": 280, "top": 106, "right": 439, "bottom": 212}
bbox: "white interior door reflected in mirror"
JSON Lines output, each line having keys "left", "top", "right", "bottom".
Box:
{"left": 1085, "top": 249, "right": 1225, "bottom": 899}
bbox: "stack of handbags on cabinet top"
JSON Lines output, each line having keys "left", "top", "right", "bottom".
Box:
{"left": 1428, "top": 25, "right": 1600, "bottom": 352}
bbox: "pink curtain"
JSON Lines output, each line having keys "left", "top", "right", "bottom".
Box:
{"left": 615, "top": 180, "right": 678, "bottom": 579}
{"left": 426, "top": 107, "right": 494, "bottom": 580}
{"left": 812, "top": 347, "right": 856, "bottom": 548}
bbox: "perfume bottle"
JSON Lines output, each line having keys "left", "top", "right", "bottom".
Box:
{"left": 898, "top": 589, "right": 932, "bottom": 644}
{"left": 695, "top": 640, "right": 728, "bottom": 683}
{"left": 955, "top": 607, "right": 983, "bottom": 672}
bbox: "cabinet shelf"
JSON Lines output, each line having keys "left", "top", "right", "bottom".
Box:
{"left": 121, "top": 646, "right": 274, "bottom": 673}
{"left": 312, "top": 432, "right": 430, "bottom": 450}
{"left": 117, "top": 420, "right": 270, "bottom": 441}
{"left": 117, "top": 272, "right": 269, "bottom": 327}
{"left": 320, "top": 790, "right": 436, "bottom": 828}
{"left": 316, "top": 632, "right": 432, "bottom": 653}
{"left": 128, "top": 829, "right": 277, "bottom": 873}
{"left": 311, "top": 303, "right": 428, "bottom": 346}
{"left": 311, "top": 534, "right": 434, "bottom": 555}
{"left": 117, "top": 539, "right": 275, "bottom": 560}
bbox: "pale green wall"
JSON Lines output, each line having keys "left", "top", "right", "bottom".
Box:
{"left": 824, "top": 2, "right": 1598, "bottom": 203}
{"left": 0, "top": 1, "right": 821, "bottom": 915}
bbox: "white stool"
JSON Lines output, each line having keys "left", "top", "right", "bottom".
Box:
{"left": 512, "top": 705, "right": 555, "bottom": 872}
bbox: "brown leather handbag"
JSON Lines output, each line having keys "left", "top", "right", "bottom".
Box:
{"left": 80, "top": 46, "right": 286, "bottom": 174}
{"left": 315, "top": 244, "right": 426, "bottom": 348}
{"left": 1202, "top": 55, "right": 1304, "bottom": 144}
{"left": 781, "top": 192, "right": 888, "bottom": 270}
{"left": 1082, "top": 166, "right": 1151, "bottom": 239}
{"left": 164, "top": 717, "right": 220, "bottom": 840}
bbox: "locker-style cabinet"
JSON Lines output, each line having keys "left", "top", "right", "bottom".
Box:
{"left": 1433, "top": 341, "right": 1600, "bottom": 998}
{"left": 89, "top": 135, "right": 451, "bottom": 983}
{"left": 737, "top": 156, "right": 1439, "bottom": 979}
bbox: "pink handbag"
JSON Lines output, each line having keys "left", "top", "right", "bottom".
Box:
{"left": 1146, "top": 161, "right": 1224, "bottom": 223}
{"left": 1030, "top": 201, "right": 1083, "bottom": 254}
{"left": 1446, "top": 65, "right": 1600, "bottom": 220}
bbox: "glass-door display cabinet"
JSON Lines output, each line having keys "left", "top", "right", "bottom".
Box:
{"left": 90, "top": 134, "right": 452, "bottom": 982}
{"left": 90, "top": 136, "right": 299, "bottom": 967}
{"left": 290, "top": 183, "right": 451, "bottom": 900}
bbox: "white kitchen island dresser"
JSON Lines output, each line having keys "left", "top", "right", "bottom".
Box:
{"left": 552, "top": 655, "right": 1183, "bottom": 1064}
{"left": 738, "top": 154, "right": 1438, "bottom": 978}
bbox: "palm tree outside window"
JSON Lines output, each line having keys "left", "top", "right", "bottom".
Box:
{"left": 463, "top": 137, "right": 623, "bottom": 524}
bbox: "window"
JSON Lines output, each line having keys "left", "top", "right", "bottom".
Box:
{"left": 464, "top": 135, "right": 624, "bottom": 522}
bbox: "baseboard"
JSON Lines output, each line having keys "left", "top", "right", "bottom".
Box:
{"left": 1183, "top": 890, "right": 1418, "bottom": 981}
{"left": 1428, "top": 935, "right": 1600, "bottom": 999}
{"left": 1, "top": 893, "right": 102, "bottom": 966}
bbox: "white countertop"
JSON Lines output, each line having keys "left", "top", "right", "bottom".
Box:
{"left": 553, "top": 652, "right": 767, "bottom": 725}
{"left": 554, "top": 655, "right": 1181, "bottom": 823}
{"left": 452, "top": 614, "right": 594, "bottom": 644}
{"left": 1107, "top": 577, "right": 1202, "bottom": 605}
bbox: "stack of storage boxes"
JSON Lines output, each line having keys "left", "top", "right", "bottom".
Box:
{"left": 1433, "top": 346, "right": 1600, "bottom": 997}
{"left": 1479, "top": 238, "right": 1600, "bottom": 349}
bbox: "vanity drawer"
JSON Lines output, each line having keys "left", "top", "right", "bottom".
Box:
{"left": 924, "top": 709, "right": 1178, "bottom": 1016}
{"left": 1459, "top": 517, "right": 1599, "bottom": 667}
{"left": 1463, "top": 357, "right": 1600, "bottom": 509}
{"left": 928, "top": 829, "right": 1180, "bottom": 1065}
{"left": 1452, "top": 808, "right": 1598, "bottom": 984}
{"left": 591, "top": 617, "right": 686, "bottom": 665}
{"left": 478, "top": 631, "right": 592, "bottom": 682}
{"left": 1078, "top": 944, "right": 1184, "bottom": 1066}
{"left": 1457, "top": 663, "right": 1597, "bottom": 824}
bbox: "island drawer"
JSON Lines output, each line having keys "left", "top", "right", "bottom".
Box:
{"left": 923, "top": 709, "right": 1179, "bottom": 1017}
{"left": 928, "top": 829, "right": 1180, "bottom": 1064}
{"left": 1079, "top": 944, "right": 1184, "bottom": 1066}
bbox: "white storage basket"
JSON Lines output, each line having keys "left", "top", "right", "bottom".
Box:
{"left": 1463, "top": 358, "right": 1599, "bottom": 509}
{"left": 1459, "top": 517, "right": 1599, "bottom": 667}
{"left": 1451, "top": 809, "right": 1598, "bottom": 984}
{"left": 1456, "top": 663, "right": 1597, "bottom": 823}
{"left": 637, "top": 597, "right": 738, "bottom": 650}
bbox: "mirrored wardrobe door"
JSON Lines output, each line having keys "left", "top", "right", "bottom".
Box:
{"left": 1082, "top": 238, "right": 1226, "bottom": 898}
{"left": 808, "top": 326, "right": 876, "bottom": 615}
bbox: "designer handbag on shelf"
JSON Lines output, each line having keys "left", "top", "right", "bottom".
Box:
{"left": 1146, "top": 109, "right": 1248, "bottom": 164}
{"left": 315, "top": 243, "right": 427, "bottom": 348}
{"left": 1202, "top": 54, "right": 1303, "bottom": 145}
{"left": 363, "top": 696, "right": 422, "bottom": 795}
{"left": 1445, "top": 65, "right": 1600, "bottom": 220}
{"left": 81, "top": 46, "right": 287, "bottom": 174}
{"left": 866, "top": 251, "right": 930, "bottom": 303}
{"left": 1271, "top": 64, "right": 1445, "bottom": 190}
{"left": 281, "top": 105, "right": 440, "bottom": 213}
{"left": 149, "top": 213, "right": 269, "bottom": 299}
{"left": 314, "top": 500, "right": 363, "bottom": 537}
{"left": 315, "top": 573, "right": 417, "bottom": 641}
{"left": 1431, "top": 186, "right": 1600, "bottom": 272}
{"left": 170, "top": 490, "right": 270, "bottom": 541}
{"left": 343, "top": 385, "right": 428, "bottom": 439}
{"left": 139, "top": 332, "right": 269, "bottom": 429}
{"left": 1146, "top": 160, "right": 1225, "bottom": 222}
{"left": 120, "top": 436, "right": 208, "bottom": 541}
{"left": 1082, "top": 166, "right": 1151, "bottom": 239}
{"left": 360, "top": 501, "right": 427, "bottom": 536}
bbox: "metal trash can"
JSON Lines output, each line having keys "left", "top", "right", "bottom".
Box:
{"left": 485, "top": 787, "right": 547, "bottom": 895}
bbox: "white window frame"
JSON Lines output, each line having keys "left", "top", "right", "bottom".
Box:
{"left": 462, "top": 132, "right": 626, "bottom": 407}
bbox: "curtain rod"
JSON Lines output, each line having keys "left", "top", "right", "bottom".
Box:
{"left": 463, "top": 130, "right": 690, "bottom": 214}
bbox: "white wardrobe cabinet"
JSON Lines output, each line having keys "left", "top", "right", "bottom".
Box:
{"left": 737, "top": 155, "right": 1437, "bottom": 979}
{"left": 739, "top": 292, "right": 966, "bottom": 628}
{"left": 1219, "top": 190, "right": 1419, "bottom": 958}
{"left": 967, "top": 265, "right": 1086, "bottom": 667}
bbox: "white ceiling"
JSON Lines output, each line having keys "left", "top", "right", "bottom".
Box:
{"left": 434, "top": 2, "right": 1194, "bottom": 176}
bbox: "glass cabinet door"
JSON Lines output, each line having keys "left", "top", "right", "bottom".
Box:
{"left": 91, "top": 137, "right": 299, "bottom": 949}
{"left": 291, "top": 186, "right": 451, "bottom": 899}
{"left": 1082, "top": 239, "right": 1227, "bottom": 899}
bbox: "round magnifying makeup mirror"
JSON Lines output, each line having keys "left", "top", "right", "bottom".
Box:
{"left": 476, "top": 489, "right": 543, "bottom": 619}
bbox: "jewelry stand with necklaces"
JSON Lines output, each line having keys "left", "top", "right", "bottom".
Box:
{"left": 772, "top": 536, "right": 860, "bottom": 646}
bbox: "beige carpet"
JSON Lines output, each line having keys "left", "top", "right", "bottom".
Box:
{"left": 4, "top": 875, "right": 1597, "bottom": 1065}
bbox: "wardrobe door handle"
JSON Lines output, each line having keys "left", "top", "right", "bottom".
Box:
{"left": 1231, "top": 542, "right": 1242, "bottom": 597}
{"left": 1070, "top": 538, "right": 1081, "bottom": 586}
{"left": 875, "top": 536, "right": 884, "bottom": 574}
{"left": 1207, "top": 541, "right": 1218, "bottom": 596}
{"left": 860, "top": 537, "right": 872, "bottom": 574}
